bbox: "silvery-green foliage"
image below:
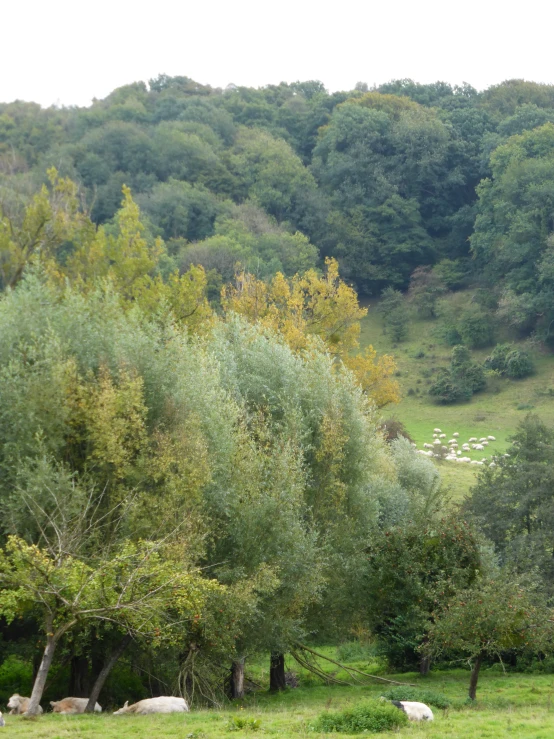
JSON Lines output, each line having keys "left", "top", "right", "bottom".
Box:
{"left": 208, "top": 316, "right": 385, "bottom": 530}
{"left": 390, "top": 436, "right": 443, "bottom": 517}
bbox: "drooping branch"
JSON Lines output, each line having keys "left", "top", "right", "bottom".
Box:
{"left": 293, "top": 643, "right": 416, "bottom": 687}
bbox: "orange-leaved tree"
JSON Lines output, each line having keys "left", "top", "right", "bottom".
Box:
{"left": 221, "top": 258, "right": 399, "bottom": 407}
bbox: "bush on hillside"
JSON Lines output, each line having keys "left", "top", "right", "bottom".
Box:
{"left": 429, "top": 345, "right": 486, "bottom": 404}
{"left": 458, "top": 305, "right": 495, "bottom": 348}
{"left": 429, "top": 370, "right": 472, "bottom": 404}
{"left": 484, "top": 343, "right": 535, "bottom": 379}
{"left": 313, "top": 701, "right": 408, "bottom": 734}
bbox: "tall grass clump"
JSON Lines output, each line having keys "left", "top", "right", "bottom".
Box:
{"left": 313, "top": 700, "right": 408, "bottom": 733}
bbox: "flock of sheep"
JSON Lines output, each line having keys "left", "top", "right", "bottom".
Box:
{"left": 414, "top": 428, "right": 507, "bottom": 466}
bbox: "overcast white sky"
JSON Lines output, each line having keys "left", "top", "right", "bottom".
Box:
{"left": 2, "top": 0, "right": 553, "bottom": 108}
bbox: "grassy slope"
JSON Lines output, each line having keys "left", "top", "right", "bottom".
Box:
{"left": 5, "top": 666, "right": 554, "bottom": 738}
{"left": 360, "top": 293, "right": 554, "bottom": 499}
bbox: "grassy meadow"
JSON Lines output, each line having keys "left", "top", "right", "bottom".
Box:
{"left": 360, "top": 293, "right": 554, "bottom": 498}
{"left": 4, "top": 662, "right": 554, "bottom": 738}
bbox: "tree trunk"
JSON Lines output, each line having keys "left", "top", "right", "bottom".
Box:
{"left": 27, "top": 630, "right": 58, "bottom": 715}
{"left": 269, "top": 653, "right": 286, "bottom": 692}
{"left": 229, "top": 657, "right": 246, "bottom": 700}
{"left": 419, "top": 654, "right": 431, "bottom": 676}
{"left": 468, "top": 652, "right": 484, "bottom": 701}
{"left": 69, "top": 655, "right": 90, "bottom": 697}
{"left": 85, "top": 634, "right": 132, "bottom": 712}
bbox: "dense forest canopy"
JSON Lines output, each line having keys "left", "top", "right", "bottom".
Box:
{"left": 1, "top": 76, "right": 554, "bottom": 320}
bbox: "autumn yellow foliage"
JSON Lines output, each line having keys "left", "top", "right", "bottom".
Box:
{"left": 222, "top": 258, "right": 400, "bottom": 407}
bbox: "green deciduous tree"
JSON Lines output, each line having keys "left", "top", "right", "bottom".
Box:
{"left": 466, "top": 415, "right": 554, "bottom": 590}
{"left": 427, "top": 576, "right": 554, "bottom": 699}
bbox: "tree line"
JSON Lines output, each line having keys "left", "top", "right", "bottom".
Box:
{"left": 2, "top": 76, "right": 554, "bottom": 344}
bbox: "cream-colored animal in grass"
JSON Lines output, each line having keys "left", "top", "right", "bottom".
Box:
{"left": 7, "top": 695, "right": 43, "bottom": 715}
{"left": 50, "top": 698, "right": 101, "bottom": 714}
{"left": 113, "top": 697, "right": 189, "bottom": 715}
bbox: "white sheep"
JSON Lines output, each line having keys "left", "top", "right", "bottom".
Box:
{"left": 453, "top": 432, "right": 459, "bottom": 437}
{"left": 462, "top": 444, "right": 470, "bottom": 450}
{"left": 439, "top": 433, "right": 446, "bottom": 439}
{"left": 482, "top": 441, "right": 489, "bottom": 446}
{"left": 470, "top": 460, "right": 484, "bottom": 465}
{"left": 433, "top": 439, "right": 441, "bottom": 445}
{"left": 479, "top": 437, "right": 487, "bottom": 442}
{"left": 469, "top": 437, "right": 477, "bottom": 443}
{"left": 474, "top": 444, "right": 485, "bottom": 450}
{"left": 448, "top": 439, "right": 456, "bottom": 444}
{"left": 433, "top": 428, "right": 442, "bottom": 433}
{"left": 390, "top": 701, "right": 434, "bottom": 722}
{"left": 457, "top": 450, "right": 462, "bottom": 456}
{"left": 488, "top": 436, "right": 496, "bottom": 441}
{"left": 423, "top": 443, "right": 433, "bottom": 449}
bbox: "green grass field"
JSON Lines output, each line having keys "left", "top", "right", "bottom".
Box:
{"left": 5, "top": 666, "right": 554, "bottom": 738}
{"left": 359, "top": 293, "right": 554, "bottom": 499}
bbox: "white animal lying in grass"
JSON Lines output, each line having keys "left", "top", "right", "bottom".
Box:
{"left": 390, "top": 700, "right": 434, "bottom": 721}
{"left": 113, "top": 697, "right": 189, "bottom": 715}
{"left": 50, "top": 698, "right": 101, "bottom": 714}
{"left": 7, "top": 694, "right": 43, "bottom": 715}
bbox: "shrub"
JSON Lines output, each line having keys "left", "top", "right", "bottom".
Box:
{"left": 0, "top": 656, "right": 33, "bottom": 704}
{"left": 458, "top": 305, "right": 495, "bottom": 348}
{"left": 380, "top": 687, "right": 450, "bottom": 709}
{"left": 506, "top": 349, "right": 534, "bottom": 379}
{"left": 473, "top": 288, "right": 499, "bottom": 311}
{"left": 484, "top": 343, "right": 534, "bottom": 379}
{"left": 484, "top": 369, "right": 503, "bottom": 393}
{"left": 484, "top": 343, "right": 513, "bottom": 372}
{"left": 444, "top": 327, "right": 463, "bottom": 346}
{"left": 314, "top": 701, "right": 408, "bottom": 734}
{"left": 429, "top": 371, "right": 472, "bottom": 404}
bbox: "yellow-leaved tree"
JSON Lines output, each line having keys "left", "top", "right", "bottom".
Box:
{"left": 222, "top": 258, "right": 400, "bottom": 407}
{"left": 0, "top": 168, "right": 89, "bottom": 289}
{"left": 32, "top": 179, "right": 214, "bottom": 333}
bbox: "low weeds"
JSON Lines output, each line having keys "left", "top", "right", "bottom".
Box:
{"left": 312, "top": 700, "right": 408, "bottom": 733}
